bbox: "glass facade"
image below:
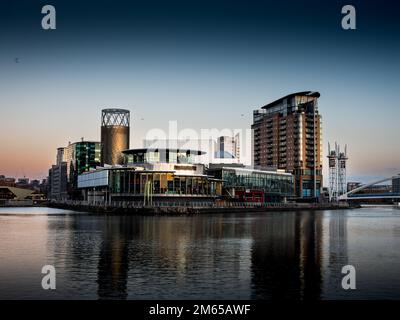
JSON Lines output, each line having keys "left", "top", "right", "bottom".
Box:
{"left": 208, "top": 167, "right": 294, "bottom": 198}
{"left": 108, "top": 169, "right": 222, "bottom": 197}
{"left": 78, "top": 170, "right": 108, "bottom": 188}
{"left": 124, "top": 149, "right": 199, "bottom": 165}
{"left": 393, "top": 177, "right": 400, "bottom": 194}
{"left": 68, "top": 141, "right": 101, "bottom": 190}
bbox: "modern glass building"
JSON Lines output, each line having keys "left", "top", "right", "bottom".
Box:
{"left": 78, "top": 148, "right": 222, "bottom": 204}
{"left": 123, "top": 148, "right": 202, "bottom": 165}
{"left": 78, "top": 148, "right": 295, "bottom": 204}
{"left": 48, "top": 140, "right": 101, "bottom": 200}
{"left": 66, "top": 141, "right": 101, "bottom": 197}
{"left": 208, "top": 164, "right": 294, "bottom": 202}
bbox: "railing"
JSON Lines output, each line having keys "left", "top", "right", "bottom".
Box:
{"left": 50, "top": 199, "right": 348, "bottom": 210}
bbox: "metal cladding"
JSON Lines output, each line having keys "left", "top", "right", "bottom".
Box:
{"left": 101, "top": 109, "right": 130, "bottom": 165}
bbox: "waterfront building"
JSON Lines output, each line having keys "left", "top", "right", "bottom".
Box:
{"left": 101, "top": 108, "right": 130, "bottom": 166}
{"left": 78, "top": 148, "right": 223, "bottom": 204}
{"left": 252, "top": 91, "right": 322, "bottom": 199}
{"left": 207, "top": 164, "right": 294, "bottom": 203}
{"left": 0, "top": 186, "right": 36, "bottom": 206}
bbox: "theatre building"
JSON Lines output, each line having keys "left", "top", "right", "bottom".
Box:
{"left": 77, "top": 148, "right": 222, "bottom": 204}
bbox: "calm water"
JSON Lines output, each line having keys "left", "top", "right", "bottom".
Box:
{"left": 0, "top": 206, "right": 400, "bottom": 300}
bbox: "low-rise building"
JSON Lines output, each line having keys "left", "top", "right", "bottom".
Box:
{"left": 207, "top": 164, "right": 294, "bottom": 203}
{"left": 0, "top": 186, "right": 36, "bottom": 206}
{"left": 78, "top": 148, "right": 222, "bottom": 205}
{"left": 0, "top": 175, "right": 16, "bottom": 187}
{"left": 78, "top": 148, "right": 295, "bottom": 205}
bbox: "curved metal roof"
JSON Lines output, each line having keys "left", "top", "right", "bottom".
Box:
{"left": 261, "top": 91, "right": 320, "bottom": 109}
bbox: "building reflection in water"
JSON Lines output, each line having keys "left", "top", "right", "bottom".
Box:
{"left": 323, "top": 210, "right": 348, "bottom": 298}
{"left": 97, "top": 217, "right": 137, "bottom": 299}
{"left": 250, "top": 211, "right": 325, "bottom": 300}
{"left": 95, "top": 214, "right": 253, "bottom": 299}
{"left": 45, "top": 211, "right": 348, "bottom": 299}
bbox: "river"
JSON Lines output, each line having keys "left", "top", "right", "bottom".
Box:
{"left": 0, "top": 206, "right": 399, "bottom": 300}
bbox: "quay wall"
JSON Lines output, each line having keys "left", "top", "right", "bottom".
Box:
{"left": 47, "top": 200, "right": 354, "bottom": 215}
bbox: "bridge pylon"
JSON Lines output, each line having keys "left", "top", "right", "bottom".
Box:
{"left": 327, "top": 142, "right": 348, "bottom": 202}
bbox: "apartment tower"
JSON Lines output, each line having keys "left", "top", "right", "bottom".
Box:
{"left": 252, "top": 91, "right": 322, "bottom": 199}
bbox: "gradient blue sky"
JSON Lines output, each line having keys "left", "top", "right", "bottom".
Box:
{"left": 0, "top": 0, "right": 399, "bottom": 183}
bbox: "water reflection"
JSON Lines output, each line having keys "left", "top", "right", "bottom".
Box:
{"left": 48, "top": 212, "right": 349, "bottom": 300}
{"left": 58, "top": 212, "right": 343, "bottom": 300}
{"left": 250, "top": 212, "right": 325, "bottom": 299}
{"left": 88, "top": 215, "right": 253, "bottom": 299}
{"left": 3, "top": 207, "right": 400, "bottom": 300}
{"left": 324, "top": 211, "right": 349, "bottom": 298}
{"left": 97, "top": 218, "right": 133, "bottom": 299}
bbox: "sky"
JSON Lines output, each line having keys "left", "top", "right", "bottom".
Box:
{"left": 0, "top": 0, "right": 399, "bottom": 184}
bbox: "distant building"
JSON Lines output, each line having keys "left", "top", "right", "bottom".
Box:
{"left": 0, "top": 175, "right": 16, "bottom": 187}
{"left": 393, "top": 176, "right": 400, "bottom": 194}
{"left": 30, "top": 179, "right": 40, "bottom": 189}
{"left": 48, "top": 140, "right": 101, "bottom": 200}
{"left": 215, "top": 135, "right": 240, "bottom": 163}
{"left": 347, "top": 181, "right": 361, "bottom": 192}
{"left": 252, "top": 91, "right": 322, "bottom": 199}
{"left": 56, "top": 147, "right": 68, "bottom": 165}
{"left": 17, "top": 177, "right": 29, "bottom": 184}
{"left": 48, "top": 163, "right": 68, "bottom": 200}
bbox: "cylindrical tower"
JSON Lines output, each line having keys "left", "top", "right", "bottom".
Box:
{"left": 101, "top": 109, "right": 130, "bottom": 165}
